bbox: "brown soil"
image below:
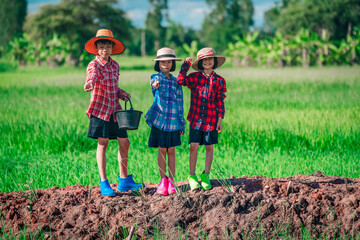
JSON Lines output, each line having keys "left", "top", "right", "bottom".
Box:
{"left": 1, "top": 172, "right": 360, "bottom": 239}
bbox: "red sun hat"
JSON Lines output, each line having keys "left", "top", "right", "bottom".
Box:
{"left": 85, "top": 29, "right": 125, "bottom": 55}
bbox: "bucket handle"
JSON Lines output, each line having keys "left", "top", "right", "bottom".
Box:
{"left": 124, "top": 98, "right": 134, "bottom": 110}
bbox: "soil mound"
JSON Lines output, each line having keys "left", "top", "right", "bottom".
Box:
{"left": 1, "top": 172, "right": 360, "bottom": 239}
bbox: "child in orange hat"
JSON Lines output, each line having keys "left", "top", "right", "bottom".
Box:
{"left": 84, "top": 29, "right": 143, "bottom": 196}
{"left": 177, "top": 47, "right": 227, "bottom": 191}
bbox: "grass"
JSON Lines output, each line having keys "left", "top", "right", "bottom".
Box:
{"left": 0, "top": 60, "right": 359, "bottom": 193}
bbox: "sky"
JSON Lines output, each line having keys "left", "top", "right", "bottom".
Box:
{"left": 28, "top": 0, "right": 277, "bottom": 30}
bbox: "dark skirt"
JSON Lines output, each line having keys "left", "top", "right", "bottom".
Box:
{"left": 148, "top": 126, "right": 181, "bottom": 148}
{"left": 189, "top": 127, "right": 218, "bottom": 145}
{"left": 87, "top": 114, "right": 128, "bottom": 139}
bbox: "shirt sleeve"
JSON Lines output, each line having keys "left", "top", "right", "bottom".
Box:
{"left": 177, "top": 61, "right": 194, "bottom": 89}
{"left": 216, "top": 77, "right": 227, "bottom": 118}
{"left": 117, "top": 88, "right": 129, "bottom": 101}
{"left": 86, "top": 60, "right": 98, "bottom": 85}
{"left": 176, "top": 84, "right": 186, "bottom": 132}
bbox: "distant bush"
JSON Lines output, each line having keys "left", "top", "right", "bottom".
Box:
{"left": 0, "top": 60, "right": 17, "bottom": 72}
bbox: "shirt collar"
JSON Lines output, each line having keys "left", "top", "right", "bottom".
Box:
{"left": 202, "top": 71, "right": 214, "bottom": 78}
{"left": 95, "top": 55, "right": 113, "bottom": 67}
{"left": 159, "top": 71, "right": 174, "bottom": 80}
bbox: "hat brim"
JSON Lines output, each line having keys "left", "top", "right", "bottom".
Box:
{"left": 192, "top": 56, "right": 226, "bottom": 71}
{"left": 153, "top": 57, "right": 182, "bottom": 61}
{"left": 85, "top": 36, "right": 125, "bottom": 55}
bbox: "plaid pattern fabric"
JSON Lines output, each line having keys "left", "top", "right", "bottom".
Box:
{"left": 85, "top": 56, "right": 129, "bottom": 121}
{"left": 145, "top": 72, "right": 186, "bottom": 132}
{"left": 177, "top": 61, "right": 226, "bottom": 132}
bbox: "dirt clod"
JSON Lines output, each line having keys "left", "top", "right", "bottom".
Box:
{"left": 1, "top": 174, "right": 360, "bottom": 239}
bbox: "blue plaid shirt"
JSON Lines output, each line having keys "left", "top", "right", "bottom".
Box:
{"left": 145, "top": 72, "right": 186, "bottom": 132}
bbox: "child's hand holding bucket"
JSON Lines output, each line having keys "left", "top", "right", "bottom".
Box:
{"left": 120, "top": 92, "right": 131, "bottom": 102}
{"left": 84, "top": 82, "right": 94, "bottom": 92}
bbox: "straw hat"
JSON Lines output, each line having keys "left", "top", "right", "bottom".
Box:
{"left": 192, "top": 47, "right": 226, "bottom": 71}
{"left": 153, "top": 47, "right": 182, "bottom": 61}
{"left": 85, "top": 29, "right": 125, "bottom": 55}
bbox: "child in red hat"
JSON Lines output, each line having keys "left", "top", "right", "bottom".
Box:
{"left": 84, "top": 29, "right": 143, "bottom": 196}
{"left": 177, "top": 47, "right": 227, "bottom": 191}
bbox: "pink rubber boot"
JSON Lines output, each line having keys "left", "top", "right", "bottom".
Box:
{"left": 156, "top": 177, "right": 168, "bottom": 195}
{"left": 168, "top": 177, "right": 176, "bottom": 195}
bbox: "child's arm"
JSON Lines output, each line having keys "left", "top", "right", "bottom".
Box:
{"left": 84, "top": 61, "right": 98, "bottom": 92}
{"left": 216, "top": 77, "right": 227, "bottom": 133}
{"left": 177, "top": 57, "right": 193, "bottom": 88}
{"left": 117, "top": 88, "right": 131, "bottom": 101}
{"left": 176, "top": 84, "right": 186, "bottom": 134}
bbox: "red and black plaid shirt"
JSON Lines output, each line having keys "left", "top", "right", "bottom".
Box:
{"left": 177, "top": 61, "right": 227, "bottom": 132}
{"left": 85, "top": 56, "right": 129, "bottom": 121}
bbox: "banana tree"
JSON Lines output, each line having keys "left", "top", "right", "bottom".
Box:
{"left": 293, "top": 29, "right": 314, "bottom": 67}
{"left": 182, "top": 40, "right": 198, "bottom": 59}
{"left": 346, "top": 28, "right": 360, "bottom": 65}
{"left": 313, "top": 29, "right": 336, "bottom": 66}
{"left": 8, "top": 35, "right": 30, "bottom": 66}
{"left": 226, "top": 31, "right": 259, "bottom": 67}
{"left": 45, "top": 34, "right": 71, "bottom": 67}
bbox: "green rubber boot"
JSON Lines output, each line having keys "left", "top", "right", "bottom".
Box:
{"left": 200, "top": 172, "right": 212, "bottom": 190}
{"left": 188, "top": 174, "right": 201, "bottom": 191}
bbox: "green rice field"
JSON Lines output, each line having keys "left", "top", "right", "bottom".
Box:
{"left": 1, "top": 58, "right": 359, "bottom": 193}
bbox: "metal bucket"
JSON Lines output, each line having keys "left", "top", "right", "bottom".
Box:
{"left": 115, "top": 99, "right": 142, "bottom": 130}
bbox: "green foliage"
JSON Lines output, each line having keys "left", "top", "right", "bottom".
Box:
{"left": 24, "top": 0, "right": 133, "bottom": 66}
{"left": 145, "top": 0, "right": 168, "bottom": 53}
{"left": 201, "top": 0, "right": 254, "bottom": 52}
{"left": 182, "top": 41, "right": 199, "bottom": 58}
{"left": 225, "top": 28, "right": 360, "bottom": 67}
{"left": 0, "top": 60, "right": 17, "bottom": 72}
{"left": 0, "top": 65, "right": 359, "bottom": 193}
{"left": 0, "top": 0, "right": 27, "bottom": 48}
{"left": 264, "top": 0, "right": 360, "bottom": 40}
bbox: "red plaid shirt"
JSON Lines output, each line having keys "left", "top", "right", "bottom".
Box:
{"left": 85, "top": 56, "right": 129, "bottom": 121}
{"left": 177, "top": 61, "right": 227, "bottom": 132}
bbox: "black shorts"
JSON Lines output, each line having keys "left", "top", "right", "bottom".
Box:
{"left": 87, "top": 114, "right": 128, "bottom": 139}
{"left": 148, "top": 126, "right": 181, "bottom": 148}
{"left": 189, "top": 127, "right": 218, "bottom": 145}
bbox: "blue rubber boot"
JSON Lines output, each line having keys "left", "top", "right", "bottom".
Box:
{"left": 118, "top": 174, "right": 144, "bottom": 192}
{"left": 100, "top": 179, "right": 115, "bottom": 197}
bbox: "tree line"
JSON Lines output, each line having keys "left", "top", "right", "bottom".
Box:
{"left": 0, "top": 0, "right": 359, "bottom": 67}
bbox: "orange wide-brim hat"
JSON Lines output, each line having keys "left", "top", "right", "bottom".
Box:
{"left": 84, "top": 29, "right": 125, "bottom": 55}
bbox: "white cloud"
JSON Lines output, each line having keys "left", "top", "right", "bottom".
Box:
{"left": 168, "top": 0, "right": 211, "bottom": 29}
{"left": 125, "top": 9, "right": 148, "bottom": 27}
{"left": 28, "top": 0, "right": 276, "bottom": 29}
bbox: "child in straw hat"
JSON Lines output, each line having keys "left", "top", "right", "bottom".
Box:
{"left": 84, "top": 29, "right": 143, "bottom": 196}
{"left": 177, "top": 47, "right": 227, "bottom": 191}
{"left": 145, "top": 47, "right": 186, "bottom": 195}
